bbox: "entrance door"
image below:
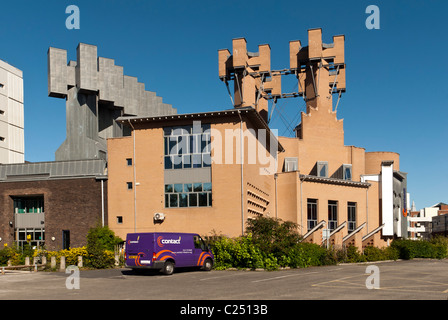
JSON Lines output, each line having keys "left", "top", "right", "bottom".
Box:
{"left": 62, "top": 230, "right": 70, "bottom": 250}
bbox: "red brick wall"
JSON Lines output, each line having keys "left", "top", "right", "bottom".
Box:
{"left": 0, "top": 177, "right": 107, "bottom": 251}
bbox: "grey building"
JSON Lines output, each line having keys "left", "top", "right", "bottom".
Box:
{"left": 0, "top": 43, "right": 178, "bottom": 250}
{"left": 393, "top": 170, "right": 408, "bottom": 238}
{"left": 48, "top": 43, "right": 177, "bottom": 161}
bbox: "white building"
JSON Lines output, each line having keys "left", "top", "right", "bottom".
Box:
{"left": 361, "top": 161, "right": 409, "bottom": 242}
{"left": 0, "top": 59, "right": 24, "bottom": 163}
{"left": 408, "top": 205, "right": 438, "bottom": 239}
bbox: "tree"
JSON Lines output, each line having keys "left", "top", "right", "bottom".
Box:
{"left": 245, "top": 216, "right": 302, "bottom": 256}
{"left": 86, "top": 225, "right": 123, "bottom": 268}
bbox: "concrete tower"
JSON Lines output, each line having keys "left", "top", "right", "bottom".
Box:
{"left": 48, "top": 43, "right": 176, "bottom": 161}
{"left": 218, "top": 39, "right": 281, "bottom": 122}
{"left": 218, "top": 28, "right": 346, "bottom": 128}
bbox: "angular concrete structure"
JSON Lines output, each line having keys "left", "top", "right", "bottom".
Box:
{"left": 48, "top": 43, "right": 176, "bottom": 161}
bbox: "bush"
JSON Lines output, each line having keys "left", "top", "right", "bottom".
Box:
{"left": 0, "top": 245, "right": 16, "bottom": 266}
{"left": 298, "top": 242, "right": 329, "bottom": 266}
{"left": 345, "top": 245, "right": 366, "bottom": 263}
{"left": 390, "top": 238, "right": 448, "bottom": 260}
{"left": 44, "top": 247, "right": 89, "bottom": 266}
{"left": 86, "top": 225, "right": 123, "bottom": 269}
{"left": 0, "top": 244, "right": 35, "bottom": 266}
{"left": 363, "top": 246, "right": 388, "bottom": 262}
{"left": 212, "top": 235, "right": 265, "bottom": 270}
{"left": 87, "top": 225, "right": 123, "bottom": 252}
{"left": 246, "top": 216, "right": 301, "bottom": 257}
{"left": 430, "top": 236, "right": 448, "bottom": 259}
{"left": 211, "top": 216, "right": 448, "bottom": 270}
{"left": 87, "top": 249, "right": 115, "bottom": 269}
{"left": 211, "top": 216, "right": 334, "bottom": 270}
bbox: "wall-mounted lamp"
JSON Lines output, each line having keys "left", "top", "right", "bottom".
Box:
{"left": 8, "top": 221, "right": 13, "bottom": 227}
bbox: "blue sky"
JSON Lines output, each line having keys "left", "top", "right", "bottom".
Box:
{"left": 0, "top": 0, "right": 447, "bottom": 209}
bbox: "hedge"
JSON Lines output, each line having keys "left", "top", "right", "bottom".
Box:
{"left": 210, "top": 236, "right": 448, "bottom": 270}
{"left": 208, "top": 216, "right": 448, "bottom": 270}
{"left": 390, "top": 237, "right": 448, "bottom": 260}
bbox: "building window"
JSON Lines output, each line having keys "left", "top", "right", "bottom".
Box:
{"left": 328, "top": 200, "right": 338, "bottom": 231}
{"left": 14, "top": 197, "right": 44, "bottom": 213}
{"left": 117, "top": 216, "right": 123, "bottom": 224}
{"left": 343, "top": 164, "right": 352, "bottom": 181}
{"left": 284, "top": 157, "right": 298, "bottom": 172}
{"left": 317, "top": 161, "right": 328, "bottom": 178}
{"left": 347, "top": 202, "right": 356, "bottom": 232}
{"left": 127, "top": 182, "right": 133, "bottom": 190}
{"left": 307, "top": 199, "right": 318, "bottom": 231}
{"left": 15, "top": 228, "right": 45, "bottom": 249}
{"left": 126, "top": 158, "right": 132, "bottom": 166}
{"left": 0, "top": 83, "right": 4, "bottom": 88}
{"left": 165, "top": 182, "right": 212, "bottom": 208}
{"left": 163, "top": 123, "right": 211, "bottom": 170}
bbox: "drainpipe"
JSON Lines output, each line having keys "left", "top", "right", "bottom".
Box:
{"left": 128, "top": 119, "right": 137, "bottom": 233}
{"left": 101, "top": 179, "right": 105, "bottom": 227}
{"left": 237, "top": 110, "right": 244, "bottom": 236}
{"left": 274, "top": 173, "right": 278, "bottom": 219}
{"left": 361, "top": 175, "right": 369, "bottom": 234}
{"left": 366, "top": 187, "right": 369, "bottom": 233}
{"left": 299, "top": 172, "right": 304, "bottom": 235}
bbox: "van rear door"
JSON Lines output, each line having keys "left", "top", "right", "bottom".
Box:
{"left": 126, "top": 233, "right": 154, "bottom": 268}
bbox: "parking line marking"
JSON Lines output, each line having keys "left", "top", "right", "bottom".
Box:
{"left": 199, "top": 272, "right": 251, "bottom": 281}
{"left": 252, "top": 271, "right": 319, "bottom": 283}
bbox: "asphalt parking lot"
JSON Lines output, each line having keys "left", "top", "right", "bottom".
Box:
{"left": 1, "top": 259, "right": 447, "bottom": 301}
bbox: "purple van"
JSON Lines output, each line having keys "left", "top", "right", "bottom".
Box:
{"left": 125, "top": 232, "right": 214, "bottom": 275}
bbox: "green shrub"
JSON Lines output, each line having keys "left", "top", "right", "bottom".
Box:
{"left": 211, "top": 235, "right": 265, "bottom": 270}
{"left": 345, "top": 246, "right": 366, "bottom": 263}
{"left": 0, "top": 245, "right": 16, "bottom": 266}
{"left": 429, "top": 236, "right": 448, "bottom": 259}
{"left": 263, "top": 254, "right": 279, "bottom": 271}
{"left": 87, "top": 225, "right": 123, "bottom": 252}
{"left": 211, "top": 216, "right": 448, "bottom": 270}
{"left": 86, "top": 225, "right": 123, "bottom": 269}
{"left": 363, "top": 246, "right": 387, "bottom": 262}
{"left": 390, "top": 238, "right": 448, "bottom": 260}
{"left": 246, "top": 216, "right": 301, "bottom": 258}
{"left": 44, "top": 247, "right": 89, "bottom": 266}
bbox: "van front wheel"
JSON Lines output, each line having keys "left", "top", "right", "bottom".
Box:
{"left": 202, "top": 258, "right": 213, "bottom": 271}
{"left": 162, "top": 261, "right": 174, "bottom": 275}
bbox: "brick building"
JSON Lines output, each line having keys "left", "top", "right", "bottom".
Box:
{"left": 0, "top": 160, "right": 107, "bottom": 250}
{"left": 107, "top": 29, "right": 410, "bottom": 249}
